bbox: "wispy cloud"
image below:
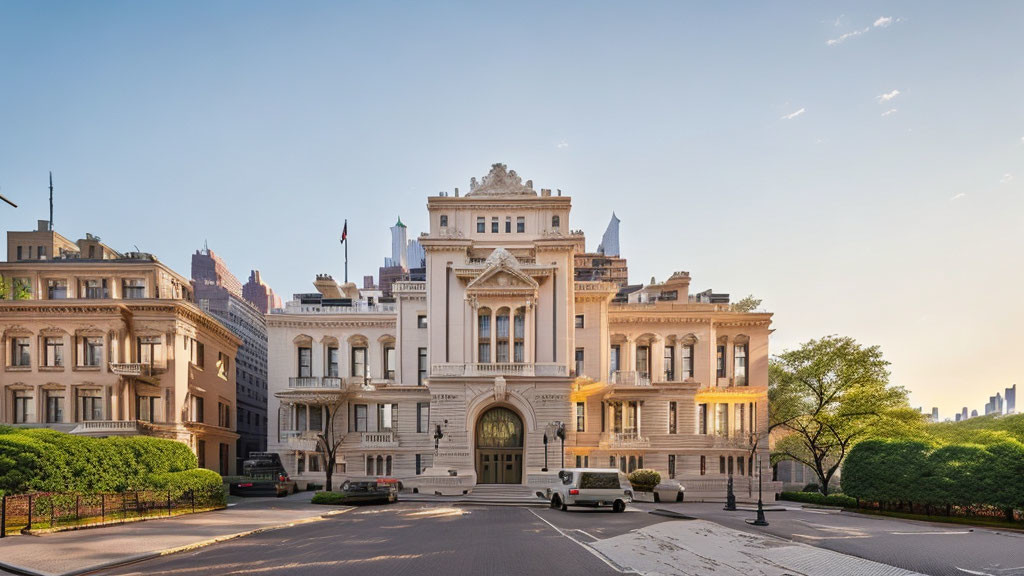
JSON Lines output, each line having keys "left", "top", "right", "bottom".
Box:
{"left": 877, "top": 89, "right": 901, "bottom": 102}
{"left": 881, "top": 108, "right": 898, "bottom": 117}
{"left": 827, "top": 27, "right": 869, "bottom": 46}
{"left": 950, "top": 193, "right": 967, "bottom": 201}
{"left": 874, "top": 16, "right": 894, "bottom": 28}
{"left": 556, "top": 140, "right": 569, "bottom": 149}
{"left": 780, "top": 108, "right": 805, "bottom": 120}
{"left": 1000, "top": 173, "right": 1014, "bottom": 184}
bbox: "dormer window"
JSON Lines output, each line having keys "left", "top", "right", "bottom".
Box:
{"left": 552, "top": 215, "right": 560, "bottom": 228}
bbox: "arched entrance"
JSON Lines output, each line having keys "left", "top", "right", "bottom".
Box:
{"left": 475, "top": 406, "right": 524, "bottom": 484}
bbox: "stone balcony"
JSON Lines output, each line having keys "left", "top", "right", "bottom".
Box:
{"left": 609, "top": 371, "right": 651, "bottom": 387}
{"left": 288, "top": 376, "right": 343, "bottom": 390}
{"left": 281, "top": 430, "right": 320, "bottom": 451}
{"left": 70, "top": 419, "right": 154, "bottom": 436}
{"left": 360, "top": 430, "right": 398, "bottom": 449}
{"left": 430, "top": 362, "right": 568, "bottom": 378}
{"left": 599, "top": 430, "right": 651, "bottom": 450}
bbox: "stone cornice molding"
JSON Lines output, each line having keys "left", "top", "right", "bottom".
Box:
{"left": 267, "top": 318, "right": 397, "bottom": 330}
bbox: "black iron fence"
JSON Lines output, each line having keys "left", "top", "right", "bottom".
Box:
{"left": 1, "top": 487, "right": 224, "bottom": 536}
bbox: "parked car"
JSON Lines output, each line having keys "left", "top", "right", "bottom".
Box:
{"left": 539, "top": 468, "right": 633, "bottom": 512}
{"left": 336, "top": 478, "right": 399, "bottom": 504}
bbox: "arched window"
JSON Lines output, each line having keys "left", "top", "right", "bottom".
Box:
{"left": 478, "top": 308, "right": 492, "bottom": 363}
{"left": 376, "top": 455, "right": 384, "bottom": 476}
{"left": 629, "top": 455, "right": 637, "bottom": 472}
{"left": 386, "top": 455, "right": 393, "bottom": 476}
{"left": 551, "top": 215, "right": 560, "bottom": 228}
{"left": 513, "top": 307, "right": 525, "bottom": 362}
{"left": 495, "top": 307, "right": 510, "bottom": 363}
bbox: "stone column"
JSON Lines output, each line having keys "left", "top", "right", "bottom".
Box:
{"left": 636, "top": 401, "right": 643, "bottom": 437}
{"left": 65, "top": 383, "right": 74, "bottom": 423}
{"left": 651, "top": 337, "right": 664, "bottom": 382}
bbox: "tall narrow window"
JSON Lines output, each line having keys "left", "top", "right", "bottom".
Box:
{"left": 700, "top": 455, "right": 706, "bottom": 476}
{"left": 668, "top": 455, "right": 676, "bottom": 479}
{"left": 476, "top": 217, "right": 485, "bottom": 233}
{"left": 327, "top": 346, "right": 339, "bottom": 377}
{"left": 298, "top": 347, "right": 312, "bottom": 377}
{"left": 351, "top": 347, "right": 367, "bottom": 378}
{"left": 716, "top": 344, "right": 726, "bottom": 378}
{"left": 491, "top": 217, "right": 499, "bottom": 233}
{"left": 669, "top": 401, "right": 678, "bottom": 434}
{"left": 11, "top": 337, "right": 30, "bottom": 366}
{"left": 44, "top": 337, "right": 65, "bottom": 367}
{"left": 354, "top": 404, "right": 368, "bottom": 431}
{"left": 516, "top": 216, "right": 525, "bottom": 233}
{"left": 664, "top": 346, "right": 675, "bottom": 381}
{"left": 80, "top": 391, "right": 102, "bottom": 421}
{"left": 574, "top": 314, "right": 584, "bottom": 328}
{"left": 734, "top": 343, "right": 748, "bottom": 386}
{"left": 551, "top": 215, "right": 560, "bottom": 228}
{"left": 505, "top": 217, "right": 511, "bottom": 233}
{"left": 439, "top": 215, "right": 448, "bottom": 227}
{"left": 576, "top": 402, "right": 585, "bottom": 432}
{"left": 575, "top": 348, "right": 585, "bottom": 377}
{"left": 477, "top": 309, "right": 491, "bottom": 363}
{"left": 682, "top": 344, "right": 694, "bottom": 378}
{"left": 46, "top": 393, "right": 65, "bottom": 423}
{"left": 513, "top": 308, "right": 525, "bottom": 363}
{"left": 720, "top": 456, "right": 726, "bottom": 474}
{"left": 14, "top": 391, "right": 34, "bottom": 423}
{"left": 610, "top": 345, "right": 620, "bottom": 377}
{"left": 384, "top": 346, "right": 396, "bottom": 380}
{"left": 83, "top": 337, "right": 103, "bottom": 366}
{"left": 495, "top": 309, "right": 510, "bottom": 362}
{"left": 217, "top": 352, "right": 229, "bottom": 379}
{"left": 636, "top": 346, "right": 650, "bottom": 379}
{"left": 138, "top": 336, "right": 160, "bottom": 366}
{"left": 738, "top": 456, "right": 745, "bottom": 476}
{"left": 697, "top": 403, "right": 708, "bottom": 435}
{"left": 417, "top": 348, "right": 427, "bottom": 385}
{"left": 417, "top": 402, "right": 430, "bottom": 433}
{"left": 716, "top": 404, "right": 729, "bottom": 436}
{"left": 377, "top": 403, "right": 396, "bottom": 431}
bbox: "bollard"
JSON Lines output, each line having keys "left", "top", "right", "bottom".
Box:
{"left": 1, "top": 495, "right": 6, "bottom": 538}
{"left": 167, "top": 490, "right": 172, "bottom": 516}
{"left": 101, "top": 493, "right": 106, "bottom": 522}
{"left": 27, "top": 494, "right": 33, "bottom": 531}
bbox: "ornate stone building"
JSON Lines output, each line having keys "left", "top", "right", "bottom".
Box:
{"left": 268, "top": 164, "right": 774, "bottom": 499}
{"left": 0, "top": 224, "right": 240, "bottom": 474}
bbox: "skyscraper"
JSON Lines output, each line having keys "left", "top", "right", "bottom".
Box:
{"left": 597, "top": 212, "right": 620, "bottom": 256}
{"left": 387, "top": 217, "right": 408, "bottom": 270}
{"left": 1006, "top": 384, "right": 1016, "bottom": 414}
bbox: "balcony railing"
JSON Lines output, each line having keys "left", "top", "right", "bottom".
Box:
{"left": 279, "top": 302, "right": 397, "bottom": 315}
{"left": 599, "top": 431, "right": 651, "bottom": 449}
{"left": 712, "top": 433, "right": 753, "bottom": 450}
{"left": 430, "top": 363, "right": 568, "bottom": 378}
{"left": 108, "top": 363, "right": 162, "bottom": 377}
{"left": 360, "top": 430, "right": 398, "bottom": 448}
{"left": 610, "top": 371, "right": 651, "bottom": 387}
{"left": 573, "top": 281, "right": 619, "bottom": 292}
{"left": 392, "top": 281, "right": 426, "bottom": 292}
{"left": 71, "top": 420, "right": 153, "bottom": 436}
{"left": 281, "top": 430, "right": 320, "bottom": 451}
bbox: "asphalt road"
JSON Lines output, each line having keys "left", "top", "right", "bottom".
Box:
{"left": 638, "top": 501, "right": 1024, "bottom": 576}
{"left": 98, "top": 503, "right": 622, "bottom": 576}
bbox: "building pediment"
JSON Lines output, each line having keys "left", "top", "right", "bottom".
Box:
{"left": 465, "top": 249, "right": 539, "bottom": 295}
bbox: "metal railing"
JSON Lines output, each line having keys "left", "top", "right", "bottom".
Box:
{"left": 610, "top": 371, "right": 651, "bottom": 386}
{"left": 360, "top": 431, "right": 398, "bottom": 448}
{"left": 287, "top": 377, "right": 344, "bottom": 389}
{"left": 599, "top": 431, "right": 651, "bottom": 449}
{"left": 430, "top": 363, "right": 568, "bottom": 377}
{"left": 1, "top": 488, "right": 225, "bottom": 537}
{"left": 391, "top": 281, "right": 426, "bottom": 292}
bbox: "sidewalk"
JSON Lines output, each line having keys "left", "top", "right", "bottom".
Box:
{"left": 588, "top": 519, "right": 927, "bottom": 576}
{"left": 0, "top": 492, "right": 348, "bottom": 576}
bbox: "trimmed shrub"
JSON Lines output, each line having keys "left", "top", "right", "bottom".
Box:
{"left": 312, "top": 491, "right": 348, "bottom": 505}
{"left": 628, "top": 469, "right": 661, "bottom": 492}
{"left": 780, "top": 491, "right": 857, "bottom": 508}
{"left": 802, "top": 483, "right": 820, "bottom": 493}
{"left": 148, "top": 469, "right": 226, "bottom": 505}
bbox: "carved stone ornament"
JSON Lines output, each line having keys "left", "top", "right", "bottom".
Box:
{"left": 493, "top": 376, "right": 507, "bottom": 402}
{"left": 467, "top": 163, "right": 537, "bottom": 197}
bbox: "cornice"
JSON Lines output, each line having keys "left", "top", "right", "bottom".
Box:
{"left": 266, "top": 317, "right": 397, "bottom": 329}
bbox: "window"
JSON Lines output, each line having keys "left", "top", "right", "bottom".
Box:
{"left": 477, "top": 310, "right": 491, "bottom": 363}
{"left": 476, "top": 217, "right": 485, "bottom": 233}
{"left": 513, "top": 308, "right": 525, "bottom": 362}
{"left": 14, "top": 391, "right": 34, "bottom": 423}
{"left": 44, "top": 337, "right": 64, "bottom": 367}
{"left": 16, "top": 246, "right": 22, "bottom": 260}
{"left": 551, "top": 215, "right": 560, "bottom": 228}
{"left": 11, "top": 337, "right": 30, "bottom": 366}
{"left": 738, "top": 456, "right": 745, "bottom": 476}
{"left": 417, "top": 315, "right": 427, "bottom": 328}
{"left": 609, "top": 345, "right": 620, "bottom": 376}
{"left": 440, "top": 215, "right": 448, "bottom": 227}
{"left": 415, "top": 454, "right": 432, "bottom": 475}
{"left": 377, "top": 403, "right": 397, "bottom": 431}
{"left": 717, "top": 344, "right": 726, "bottom": 378}
{"left": 636, "top": 345, "right": 650, "bottom": 378}
{"left": 218, "top": 402, "right": 231, "bottom": 428}
{"left": 669, "top": 401, "right": 678, "bottom": 434}
{"left": 122, "top": 278, "right": 146, "bottom": 299}
{"left": 716, "top": 403, "right": 729, "bottom": 436}
{"left": 79, "top": 391, "right": 102, "bottom": 421}
{"left": 137, "top": 395, "right": 158, "bottom": 423}
{"left": 354, "top": 404, "right": 368, "bottom": 431}
{"left": 197, "top": 440, "right": 206, "bottom": 469}
{"left": 47, "top": 279, "right": 68, "bottom": 299}
{"left": 682, "top": 344, "right": 694, "bottom": 379}
{"left": 190, "top": 339, "right": 205, "bottom": 368}
{"left": 505, "top": 217, "right": 511, "bottom": 233}
{"left": 326, "top": 346, "right": 339, "bottom": 377}
{"left": 668, "top": 455, "right": 676, "bottom": 479}
{"left": 491, "top": 217, "right": 499, "bottom": 233}
{"left": 217, "top": 352, "right": 230, "bottom": 379}
{"left": 298, "top": 347, "right": 311, "bottom": 377}
{"left": 495, "top": 310, "right": 509, "bottom": 362}
{"left": 417, "top": 402, "right": 429, "bottom": 433}
{"left": 728, "top": 456, "right": 734, "bottom": 475}
{"left": 698, "top": 403, "right": 708, "bottom": 435}
{"left": 308, "top": 453, "right": 320, "bottom": 472}
{"left": 576, "top": 402, "right": 585, "bottom": 432}
{"left": 38, "top": 246, "right": 45, "bottom": 258}
{"left": 719, "top": 456, "right": 726, "bottom": 474}
{"left": 664, "top": 346, "right": 675, "bottom": 381}
{"left": 138, "top": 336, "right": 160, "bottom": 366}
{"left": 384, "top": 346, "right": 396, "bottom": 380}
{"left": 418, "top": 348, "right": 427, "bottom": 385}
{"left": 734, "top": 343, "right": 748, "bottom": 386}
{"left": 81, "top": 279, "right": 108, "bottom": 299}
{"left": 516, "top": 217, "right": 525, "bottom": 233}
{"left": 736, "top": 403, "right": 746, "bottom": 435}
{"left": 351, "top": 347, "right": 367, "bottom": 378}
{"left": 46, "top": 393, "right": 64, "bottom": 423}
{"left": 82, "top": 337, "right": 103, "bottom": 366}
{"left": 220, "top": 444, "right": 230, "bottom": 476}
{"left": 700, "top": 455, "right": 706, "bottom": 476}
{"left": 191, "top": 396, "right": 205, "bottom": 423}
{"left": 574, "top": 314, "right": 584, "bottom": 329}
{"left": 575, "top": 348, "right": 584, "bottom": 377}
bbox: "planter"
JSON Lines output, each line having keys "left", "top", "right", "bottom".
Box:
{"left": 632, "top": 491, "right": 656, "bottom": 503}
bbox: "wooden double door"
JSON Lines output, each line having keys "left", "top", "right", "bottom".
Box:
{"left": 475, "top": 406, "right": 524, "bottom": 484}
{"left": 476, "top": 449, "right": 523, "bottom": 484}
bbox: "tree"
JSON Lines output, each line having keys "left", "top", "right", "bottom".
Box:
{"left": 0, "top": 276, "right": 32, "bottom": 300}
{"left": 279, "top": 383, "right": 358, "bottom": 492}
{"left": 769, "top": 335, "right": 923, "bottom": 495}
{"left": 733, "top": 295, "right": 762, "bottom": 313}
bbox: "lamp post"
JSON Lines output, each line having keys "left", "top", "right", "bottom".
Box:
{"left": 553, "top": 421, "right": 566, "bottom": 468}
{"left": 542, "top": 433, "right": 549, "bottom": 472}
{"left": 724, "top": 474, "right": 737, "bottom": 511}
{"left": 747, "top": 455, "right": 769, "bottom": 526}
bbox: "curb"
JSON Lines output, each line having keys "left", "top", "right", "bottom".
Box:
{"left": 0, "top": 508, "right": 352, "bottom": 576}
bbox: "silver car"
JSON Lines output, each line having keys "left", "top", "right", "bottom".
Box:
{"left": 540, "top": 468, "right": 633, "bottom": 512}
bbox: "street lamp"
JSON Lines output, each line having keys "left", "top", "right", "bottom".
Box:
{"left": 747, "top": 455, "right": 769, "bottom": 526}
{"left": 542, "top": 433, "right": 549, "bottom": 472}
{"left": 554, "top": 421, "right": 566, "bottom": 468}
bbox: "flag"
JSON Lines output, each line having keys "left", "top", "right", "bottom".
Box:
{"left": 340, "top": 221, "right": 348, "bottom": 244}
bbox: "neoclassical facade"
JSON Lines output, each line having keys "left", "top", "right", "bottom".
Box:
{"left": 0, "top": 224, "right": 241, "bottom": 475}
{"left": 268, "top": 164, "right": 774, "bottom": 498}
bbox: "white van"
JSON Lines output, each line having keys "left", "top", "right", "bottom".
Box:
{"left": 540, "top": 468, "right": 633, "bottom": 512}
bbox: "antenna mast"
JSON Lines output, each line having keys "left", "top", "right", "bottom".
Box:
{"left": 49, "top": 172, "right": 54, "bottom": 230}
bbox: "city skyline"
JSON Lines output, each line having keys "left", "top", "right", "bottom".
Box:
{"left": 2, "top": 2, "right": 1023, "bottom": 418}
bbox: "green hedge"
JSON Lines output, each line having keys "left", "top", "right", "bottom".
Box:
{"left": 842, "top": 438, "right": 1024, "bottom": 516}
{"left": 0, "top": 428, "right": 199, "bottom": 495}
{"left": 780, "top": 491, "right": 857, "bottom": 508}
{"left": 148, "top": 469, "right": 226, "bottom": 505}
{"left": 628, "top": 469, "right": 661, "bottom": 492}
{"left": 311, "top": 491, "right": 348, "bottom": 505}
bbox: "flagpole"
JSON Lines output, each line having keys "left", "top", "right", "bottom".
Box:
{"left": 344, "top": 219, "right": 348, "bottom": 284}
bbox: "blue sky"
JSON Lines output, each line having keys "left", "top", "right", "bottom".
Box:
{"left": 2, "top": 2, "right": 1022, "bottom": 416}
